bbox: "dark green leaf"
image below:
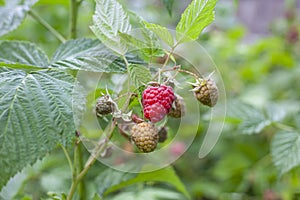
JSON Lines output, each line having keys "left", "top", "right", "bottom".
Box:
{"left": 50, "top": 38, "right": 128, "bottom": 73}
{"left": 176, "top": 0, "right": 217, "bottom": 43}
{"left": 0, "top": 67, "right": 75, "bottom": 190}
{"left": 109, "top": 187, "right": 185, "bottom": 200}
{"left": 271, "top": 131, "right": 300, "bottom": 174}
{"left": 101, "top": 167, "right": 190, "bottom": 199}
{"left": 0, "top": 0, "right": 38, "bottom": 36}
{"left": 162, "top": 0, "right": 174, "bottom": 16}
{"left": 0, "top": 41, "right": 49, "bottom": 68}
{"left": 96, "top": 167, "right": 137, "bottom": 196}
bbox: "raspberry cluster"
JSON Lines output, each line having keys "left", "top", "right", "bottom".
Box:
{"left": 142, "top": 84, "right": 175, "bottom": 123}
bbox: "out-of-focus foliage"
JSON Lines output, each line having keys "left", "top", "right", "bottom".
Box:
{"left": 172, "top": 0, "right": 300, "bottom": 199}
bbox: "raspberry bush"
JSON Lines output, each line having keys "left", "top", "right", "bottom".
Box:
{"left": 1, "top": 0, "right": 298, "bottom": 199}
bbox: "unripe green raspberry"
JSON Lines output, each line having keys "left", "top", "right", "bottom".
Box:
{"left": 95, "top": 95, "right": 113, "bottom": 116}
{"left": 192, "top": 78, "right": 218, "bottom": 107}
{"left": 131, "top": 122, "right": 159, "bottom": 153}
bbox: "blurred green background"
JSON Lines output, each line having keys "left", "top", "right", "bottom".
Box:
{"left": 1, "top": 0, "right": 300, "bottom": 199}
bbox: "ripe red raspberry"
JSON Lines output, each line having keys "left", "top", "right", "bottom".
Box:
{"left": 142, "top": 84, "right": 175, "bottom": 123}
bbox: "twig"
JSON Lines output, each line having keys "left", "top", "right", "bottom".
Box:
{"left": 69, "top": 0, "right": 80, "bottom": 39}
{"left": 59, "top": 144, "right": 74, "bottom": 175}
{"left": 28, "top": 10, "right": 66, "bottom": 43}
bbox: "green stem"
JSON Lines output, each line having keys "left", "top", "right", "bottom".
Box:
{"left": 60, "top": 144, "right": 74, "bottom": 174}
{"left": 69, "top": 0, "right": 80, "bottom": 39}
{"left": 156, "top": 43, "right": 180, "bottom": 83}
{"left": 176, "top": 68, "right": 200, "bottom": 80}
{"left": 122, "top": 55, "right": 132, "bottom": 112}
{"left": 67, "top": 140, "right": 79, "bottom": 200}
{"left": 67, "top": 122, "right": 116, "bottom": 200}
{"left": 77, "top": 143, "right": 86, "bottom": 200}
{"left": 28, "top": 10, "right": 66, "bottom": 43}
{"left": 273, "top": 122, "right": 295, "bottom": 132}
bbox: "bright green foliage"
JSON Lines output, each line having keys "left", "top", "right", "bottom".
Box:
{"left": 128, "top": 64, "right": 152, "bottom": 87}
{"left": 271, "top": 131, "right": 300, "bottom": 174}
{"left": 0, "top": 67, "right": 75, "bottom": 189}
{"left": 144, "top": 22, "right": 174, "bottom": 47}
{"left": 0, "top": 0, "right": 38, "bottom": 37}
{"left": 97, "top": 167, "right": 190, "bottom": 199}
{"left": 90, "top": 0, "right": 131, "bottom": 55}
{"left": 0, "top": 41, "right": 48, "bottom": 68}
{"left": 176, "top": 0, "right": 217, "bottom": 43}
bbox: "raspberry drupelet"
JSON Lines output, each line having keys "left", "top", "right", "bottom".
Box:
{"left": 142, "top": 84, "right": 175, "bottom": 123}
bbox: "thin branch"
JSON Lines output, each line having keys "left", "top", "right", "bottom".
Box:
{"left": 28, "top": 10, "right": 66, "bottom": 43}
{"left": 66, "top": 122, "right": 116, "bottom": 200}
{"left": 69, "top": 0, "right": 79, "bottom": 39}
{"left": 59, "top": 144, "right": 74, "bottom": 175}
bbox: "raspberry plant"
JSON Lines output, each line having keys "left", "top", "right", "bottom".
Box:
{"left": 0, "top": 0, "right": 219, "bottom": 199}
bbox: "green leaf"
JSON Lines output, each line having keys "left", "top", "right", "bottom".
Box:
{"left": 101, "top": 167, "right": 190, "bottom": 199}
{"left": 128, "top": 64, "right": 152, "bottom": 87}
{"left": 90, "top": 0, "right": 131, "bottom": 55}
{"left": 162, "top": 0, "right": 175, "bottom": 16}
{"left": 176, "top": 0, "right": 217, "bottom": 43}
{"left": 265, "top": 104, "right": 286, "bottom": 122}
{"left": 0, "top": 67, "right": 75, "bottom": 190}
{"left": 37, "top": 0, "right": 68, "bottom": 5}
{"left": 109, "top": 187, "right": 185, "bottom": 200}
{"left": 0, "top": 0, "right": 4, "bottom": 6}
{"left": 50, "top": 38, "right": 128, "bottom": 73}
{"left": 92, "top": 194, "right": 103, "bottom": 200}
{"left": 271, "top": 131, "right": 300, "bottom": 174}
{"left": 227, "top": 101, "right": 288, "bottom": 135}
{"left": 119, "top": 33, "right": 164, "bottom": 60}
{"left": 227, "top": 101, "right": 269, "bottom": 134}
{"left": 126, "top": 12, "right": 165, "bottom": 60}
{"left": 96, "top": 167, "right": 137, "bottom": 196}
{"left": 143, "top": 22, "right": 174, "bottom": 47}
{"left": 0, "top": 0, "right": 38, "bottom": 37}
{"left": 0, "top": 41, "right": 49, "bottom": 68}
